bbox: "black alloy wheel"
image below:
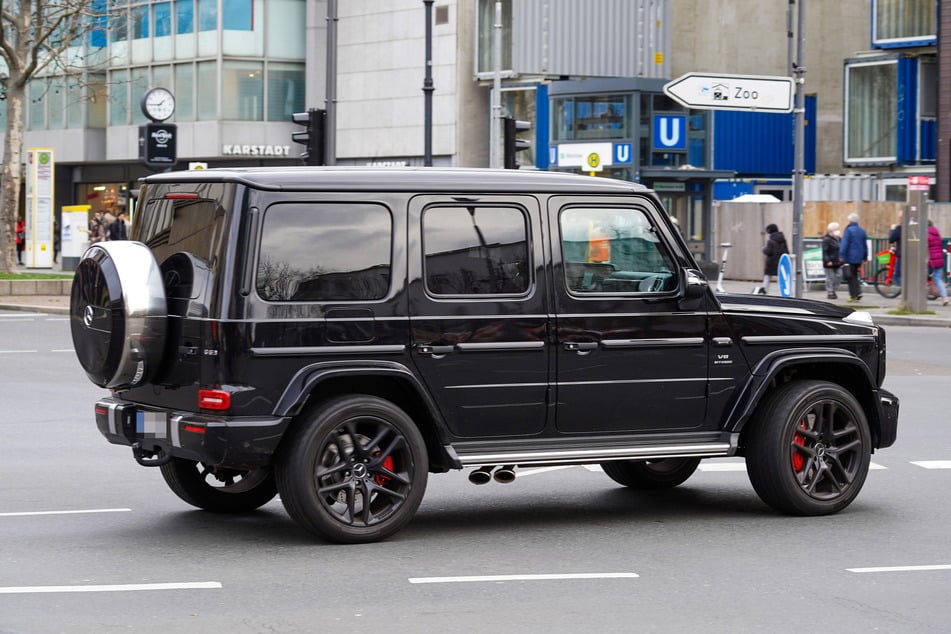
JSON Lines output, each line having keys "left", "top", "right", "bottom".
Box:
{"left": 160, "top": 458, "right": 278, "bottom": 513}
{"left": 276, "top": 395, "right": 428, "bottom": 544}
{"left": 746, "top": 380, "right": 871, "bottom": 515}
{"left": 600, "top": 457, "right": 701, "bottom": 489}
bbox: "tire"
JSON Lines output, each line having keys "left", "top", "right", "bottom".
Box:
{"left": 160, "top": 458, "right": 278, "bottom": 513}
{"left": 600, "top": 457, "right": 701, "bottom": 489}
{"left": 70, "top": 241, "right": 167, "bottom": 388}
{"left": 873, "top": 267, "right": 900, "bottom": 298}
{"left": 745, "top": 380, "right": 871, "bottom": 516}
{"left": 275, "top": 395, "right": 428, "bottom": 544}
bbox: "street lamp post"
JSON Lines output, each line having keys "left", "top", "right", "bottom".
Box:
{"left": 423, "top": 0, "right": 434, "bottom": 166}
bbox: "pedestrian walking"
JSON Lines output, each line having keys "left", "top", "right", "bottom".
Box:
{"left": 15, "top": 216, "right": 25, "bottom": 264}
{"left": 108, "top": 211, "right": 129, "bottom": 240}
{"left": 821, "top": 221, "right": 842, "bottom": 299}
{"left": 839, "top": 212, "right": 868, "bottom": 303}
{"left": 928, "top": 220, "right": 949, "bottom": 306}
{"left": 88, "top": 211, "right": 107, "bottom": 245}
{"left": 759, "top": 223, "right": 788, "bottom": 295}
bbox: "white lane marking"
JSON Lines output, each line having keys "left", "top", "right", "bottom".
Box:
{"left": 0, "top": 349, "right": 38, "bottom": 354}
{"left": 409, "top": 573, "right": 638, "bottom": 584}
{"left": 847, "top": 564, "right": 951, "bottom": 574}
{"left": 515, "top": 466, "right": 576, "bottom": 477}
{"left": 911, "top": 461, "right": 951, "bottom": 469}
{"left": 46, "top": 318, "right": 69, "bottom": 322}
{"left": 0, "top": 508, "right": 132, "bottom": 518}
{"left": 699, "top": 462, "right": 746, "bottom": 472}
{"left": 0, "top": 582, "right": 222, "bottom": 594}
{"left": 51, "top": 349, "right": 74, "bottom": 353}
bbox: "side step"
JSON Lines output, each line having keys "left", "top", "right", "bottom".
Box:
{"left": 449, "top": 440, "right": 736, "bottom": 468}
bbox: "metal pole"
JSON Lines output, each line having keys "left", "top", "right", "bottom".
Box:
{"left": 423, "top": 0, "right": 434, "bottom": 166}
{"left": 901, "top": 189, "right": 928, "bottom": 312}
{"left": 791, "top": 0, "right": 806, "bottom": 298}
{"left": 325, "top": 0, "right": 338, "bottom": 165}
{"left": 489, "top": 1, "right": 502, "bottom": 168}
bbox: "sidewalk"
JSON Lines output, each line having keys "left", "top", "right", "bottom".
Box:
{"left": 2, "top": 276, "right": 949, "bottom": 327}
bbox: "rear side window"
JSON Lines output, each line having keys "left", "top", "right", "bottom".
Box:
{"left": 423, "top": 205, "right": 530, "bottom": 296}
{"left": 137, "top": 182, "right": 234, "bottom": 266}
{"left": 560, "top": 207, "right": 676, "bottom": 294}
{"left": 257, "top": 202, "right": 392, "bottom": 302}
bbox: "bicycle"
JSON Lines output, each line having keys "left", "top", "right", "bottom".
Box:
{"left": 874, "top": 249, "right": 942, "bottom": 300}
{"left": 873, "top": 249, "right": 900, "bottom": 298}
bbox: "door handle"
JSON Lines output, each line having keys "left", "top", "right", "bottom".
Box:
{"left": 416, "top": 344, "right": 455, "bottom": 355}
{"left": 563, "top": 341, "right": 598, "bottom": 352}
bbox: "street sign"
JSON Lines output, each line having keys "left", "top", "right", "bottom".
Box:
{"left": 663, "top": 72, "right": 794, "bottom": 113}
{"left": 778, "top": 253, "right": 793, "bottom": 297}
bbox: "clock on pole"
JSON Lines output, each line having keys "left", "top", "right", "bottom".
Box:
{"left": 141, "top": 87, "right": 175, "bottom": 122}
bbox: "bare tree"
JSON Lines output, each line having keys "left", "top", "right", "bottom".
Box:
{"left": 0, "top": 0, "right": 105, "bottom": 272}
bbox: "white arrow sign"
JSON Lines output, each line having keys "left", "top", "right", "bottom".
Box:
{"left": 663, "top": 72, "right": 794, "bottom": 113}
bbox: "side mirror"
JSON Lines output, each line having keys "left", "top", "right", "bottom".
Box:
{"left": 679, "top": 269, "right": 708, "bottom": 310}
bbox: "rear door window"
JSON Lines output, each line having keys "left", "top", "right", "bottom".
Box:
{"left": 256, "top": 202, "right": 392, "bottom": 302}
{"left": 422, "top": 205, "right": 530, "bottom": 296}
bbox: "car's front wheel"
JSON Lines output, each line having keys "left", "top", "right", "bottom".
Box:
{"left": 160, "top": 458, "right": 278, "bottom": 513}
{"left": 275, "top": 395, "right": 428, "bottom": 544}
{"left": 600, "top": 457, "right": 701, "bottom": 489}
{"left": 745, "top": 380, "right": 871, "bottom": 515}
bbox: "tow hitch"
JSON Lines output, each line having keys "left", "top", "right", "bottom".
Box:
{"left": 132, "top": 442, "right": 171, "bottom": 467}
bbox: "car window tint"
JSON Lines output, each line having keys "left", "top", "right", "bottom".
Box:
{"left": 256, "top": 202, "right": 392, "bottom": 302}
{"left": 560, "top": 207, "right": 676, "bottom": 294}
{"left": 423, "top": 205, "right": 530, "bottom": 296}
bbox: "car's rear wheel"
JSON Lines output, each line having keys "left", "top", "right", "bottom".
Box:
{"left": 69, "top": 241, "right": 167, "bottom": 388}
{"left": 160, "top": 458, "right": 278, "bottom": 513}
{"left": 745, "top": 380, "right": 871, "bottom": 515}
{"left": 275, "top": 395, "right": 428, "bottom": 543}
{"left": 600, "top": 457, "right": 701, "bottom": 489}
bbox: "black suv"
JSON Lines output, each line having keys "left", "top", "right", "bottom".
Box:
{"left": 70, "top": 167, "right": 899, "bottom": 543}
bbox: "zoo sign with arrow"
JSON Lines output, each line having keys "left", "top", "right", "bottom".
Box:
{"left": 663, "top": 72, "right": 794, "bottom": 113}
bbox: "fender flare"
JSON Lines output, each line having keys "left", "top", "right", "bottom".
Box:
{"left": 272, "top": 358, "right": 452, "bottom": 444}
{"left": 723, "top": 347, "right": 880, "bottom": 436}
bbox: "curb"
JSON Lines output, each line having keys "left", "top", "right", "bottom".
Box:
{"left": 0, "top": 302, "right": 69, "bottom": 316}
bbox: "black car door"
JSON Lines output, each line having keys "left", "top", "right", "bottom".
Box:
{"left": 408, "top": 195, "right": 551, "bottom": 438}
{"left": 549, "top": 196, "right": 711, "bottom": 434}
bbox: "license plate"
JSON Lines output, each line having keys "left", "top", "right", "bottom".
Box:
{"left": 135, "top": 410, "right": 168, "bottom": 439}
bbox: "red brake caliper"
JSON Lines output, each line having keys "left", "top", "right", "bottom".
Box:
{"left": 375, "top": 454, "right": 394, "bottom": 486}
{"left": 792, "top": 420, "right": 807, "bottom": 472}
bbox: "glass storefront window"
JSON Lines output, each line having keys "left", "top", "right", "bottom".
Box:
{"left": 266, "top": 63, "right": 305, "bottom": 121}
{"left": 110, "top": 69, "right": 130, "bottom": 126}
{"left": 845, "top": 60, "right": 897, "bottom": 163}
{"left": 174, "top": 63, "right": 194, "bottom": 120}
{"left": 222, "top": 61, "right": 264, "bottom": 120}
{"left": 196, "top": 60, "right": 217, "bottom": 120}
{"left": 551, "top": 95, "right": 630, "bottom": 142}
{"left": 477, "top": 0, "right": 512, "bottom": 75}
{"left": 176, "top": 0, "right": 194, "bottom": 34}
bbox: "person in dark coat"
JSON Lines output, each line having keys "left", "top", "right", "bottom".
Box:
{"left": 108, "top": 211, "right": 129, "bottom": 240}
{"left": 760, "top": 223, "right": 788, "bottom": 294}
{"left": 821, "top": 221, "right": 841, "bottom": 299}
{"left": 839, "top": 212, "right": 868, "bottom": 302}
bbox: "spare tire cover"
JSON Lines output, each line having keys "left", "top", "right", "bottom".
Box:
{"left": 70, "top": 241, "right": 168, "bottom": 389}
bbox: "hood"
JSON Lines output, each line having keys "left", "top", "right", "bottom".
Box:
{"left": 716, "top": 292, "right": 855, "bottom": 319}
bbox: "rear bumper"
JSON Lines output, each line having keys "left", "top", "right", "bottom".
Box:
{"left": 95, "top": 397, "right": 291, "bottom": 469}
{"left": 876, "top": 388, "right": 899, "bottom": 449}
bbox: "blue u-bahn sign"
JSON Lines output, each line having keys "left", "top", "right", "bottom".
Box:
{"left": 653, "top": 114, "right": 687, "bottom": 151}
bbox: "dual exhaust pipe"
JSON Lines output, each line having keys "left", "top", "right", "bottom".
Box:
{"left": 468, "top": 465, "right": 516, "bottom": 485}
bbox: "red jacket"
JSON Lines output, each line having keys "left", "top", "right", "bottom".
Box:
{"left": 928, "top": 225, "right": 945, "bottom": 269}
{"left": 15, "top": 219, "right": 25, "bottom": 245}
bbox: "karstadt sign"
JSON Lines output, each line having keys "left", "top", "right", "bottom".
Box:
{"left": 221, "top": 144, "right": 292, "bottom": 157}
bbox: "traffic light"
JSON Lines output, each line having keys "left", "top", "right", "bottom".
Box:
{"left": 502, "top": 116, "right": 531, "bottom": 169}
{"left": 291, "top": 108, "right": 327, "bottom": 166}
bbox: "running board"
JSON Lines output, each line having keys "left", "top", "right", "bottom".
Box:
{"left": 450, "top": 442, "right": 734, "bottom": 468}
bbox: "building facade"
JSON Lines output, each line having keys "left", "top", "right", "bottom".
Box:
{"left": 6, "top": 0, "right": 941, "bottom": 258}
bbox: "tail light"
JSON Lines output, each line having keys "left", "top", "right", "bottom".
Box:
{"left": 198, "top": 388, "right": 231, "bottom": 411}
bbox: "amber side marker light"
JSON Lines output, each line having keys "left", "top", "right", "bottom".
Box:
{"left": 198, "top": 389, "right": 231, "bottom": 411}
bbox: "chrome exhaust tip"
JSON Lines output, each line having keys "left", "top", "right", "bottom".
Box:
{"left": 492, "top": 465, "right": 517, "bottom": 484}
{"left": 468, "top": 466, "right": 493, "bottom": 485}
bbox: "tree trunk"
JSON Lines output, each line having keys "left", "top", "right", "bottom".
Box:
{"left": 1, "top": 84, "right": 26, "bottom": 273}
